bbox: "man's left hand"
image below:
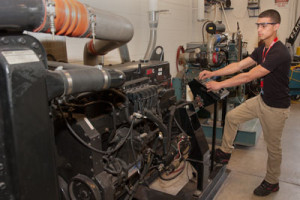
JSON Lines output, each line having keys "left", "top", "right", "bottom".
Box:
{"left": 205, "top": 81, "right": 222, "bottom": 91}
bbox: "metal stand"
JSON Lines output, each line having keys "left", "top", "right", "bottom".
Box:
{"left": 210, "top": 97, "right": 227, "bottom": 172}
{"left": 210, "top": 102, "right": 218, "bottom": 172}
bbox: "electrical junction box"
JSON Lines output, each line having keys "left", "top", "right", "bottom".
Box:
{"left": 247, "top": 0, "right": 260, "bottom": 17}
{"left": 248, "top": 0, "right": 260, "bottom": 8}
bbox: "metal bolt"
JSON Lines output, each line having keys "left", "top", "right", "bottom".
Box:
{"left": 18, "top": 37, "right": 26, "bottom": 44}
{"left": 0, "top": 182, "right": 6, "bottom": 190}
{"left": 0, "top": 37, "right": 9, "bottom": 44}
{"left": 158, "top": 132, "right": 163, "bottom": 139}
{"left": 31, "top": 42, "right": 39, "bottom": 49}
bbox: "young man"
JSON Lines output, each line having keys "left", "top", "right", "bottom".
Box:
{"left": 199, "top": 9, "right": 291, "bottom": 196}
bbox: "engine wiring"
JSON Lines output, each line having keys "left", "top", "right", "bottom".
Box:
{"left": 63, "top": 99, "right": 118, "bottom": 143}
{"left": 158, "top": 160, "right": 186, "bottom": 181}
{"left": 124, "top": 138, "right": 160, "bottom": 200}
{"left": 56, "top": 95, "right": 197, "bottom": 199}
{"left": 56, "top": 99, "right": 136, "bottom": 155}
{"left": 158, "top": 133, "right": 191, "bottom": 181}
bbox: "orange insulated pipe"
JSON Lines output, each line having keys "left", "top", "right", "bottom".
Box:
{"left": 34, "top": 0, "right": 91, "bottom": 37}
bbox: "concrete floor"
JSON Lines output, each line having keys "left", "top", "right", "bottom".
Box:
{"left": 214, "top": 102, "right": 300, "bottom": 200}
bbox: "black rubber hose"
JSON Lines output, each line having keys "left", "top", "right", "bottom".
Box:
{"left": 46, "top": 67, "right": 125, "bottom": 100}
{"left": 46, "top": 71, "right": 65, "bottom": 100}
{"left": 110, "top": 88, "right": 143, "bottom": 125}
{"left": 167, "top": 105, "right": 176, "bottom": 154}
{"left": 144, "top": 109, "right": 169, "bottom": 155}
{"left": 124, "top": 138, "right": 159, "bottom": 200}
{"left": 48, "top": 61, "right": 95, "bottom": 70}
{"left": 57, "top": 101, "right": 134, "bottom": 155}
{"left": 0, "top": 0, "right": 45, "bottom": 32}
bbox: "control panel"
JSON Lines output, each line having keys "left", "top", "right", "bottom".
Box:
{"left": 188, "top": 78, "right": 229, "bottom": 106}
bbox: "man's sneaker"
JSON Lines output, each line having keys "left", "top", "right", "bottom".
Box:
{"left": 253, "top": 180, "right": 279, "bottom": 196}
{"left": 214, "top": 148, "right": 231, "bottom": 164}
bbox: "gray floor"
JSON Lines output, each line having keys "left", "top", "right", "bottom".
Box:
{"left": 214, "top": 102, "right": 300, "bottom": 200}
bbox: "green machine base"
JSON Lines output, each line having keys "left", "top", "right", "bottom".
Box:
{"left": 202, "top": 118, "right": 262, "bottom": 146}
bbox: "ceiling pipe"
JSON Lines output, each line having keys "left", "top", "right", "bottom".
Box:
{"left": 0, "top": 0, "right": 134, "bottom": 65}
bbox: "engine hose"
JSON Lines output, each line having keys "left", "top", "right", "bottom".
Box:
{"left": 124, "top": 138, "right": 159, "bottom": 200}
{"left": 57, "top": 100, "right": 135, "bottom": 155}
{"left": 64, "top": 100, "right": 118, "bottom": 144}
{"left": 167, "top": 105, "right": 176, "bottom": 155}
{"left": 103, "top": 157, "right": 123, "bottom": 175}
{"left": 110, "top": 88, "right": 142, "bottom": 125}
{"left": 144, "top": 109, "right": 169, "bottom": 155}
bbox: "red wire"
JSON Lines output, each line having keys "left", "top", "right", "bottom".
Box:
{"left": 170, "top": 164, "right": 185, "bottom": 174}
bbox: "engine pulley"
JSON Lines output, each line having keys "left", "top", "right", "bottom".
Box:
{"left": 69, "top": 174, "right": 101, "bottom": 200}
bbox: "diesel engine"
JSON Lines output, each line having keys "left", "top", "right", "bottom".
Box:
{"left": 0, "top": 1, "right": 226, "bottom": 199}
{"left": 51, "top": 61, "right": 194, "bottom": 200}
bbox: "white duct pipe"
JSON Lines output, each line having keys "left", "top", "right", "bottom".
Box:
{"left": 144, "top": 11, "right": 159, "bottom": 60}
{"left": 197, "top": 0, "right": 205, "bottom": 21}
{"left": 144, "top": 0, "right": 159, "bottom": 60}
{"left": 149, "top": 0, "right": 158, "bottom": 11}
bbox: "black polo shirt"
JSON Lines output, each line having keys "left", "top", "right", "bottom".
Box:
{"left": 250, "top": 41, "right": 291, "bottom": 108}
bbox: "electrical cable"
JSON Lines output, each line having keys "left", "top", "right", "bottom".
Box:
{"left": 174, "top": 139, "right": 183, "bottom": 161}
{"left": 63, "top": 99, "right": 117, "bottom": 143}
{"left": 219, "top": 2, "right": 231, "bottom": 32}
{"left": 174, "top": 118, "right": 186, "bottom": 135}
{"left": 130, "top": 123, "right": 138, "bottom": 166}
{"left": 124, "top": 138, "right": 160, "bottom": 200}
{"left": 110, "top": 88, "right": 142, "bottom": 125}
{"left": 158, "top": 160, "right": 186, "bottom": 181}
{"left": 186, "top": 158, "right": 204, "bottom": 164}
{"left": 57, "top": 100, "right": 135, "bottom": 155}
{"left": 167, "top": 105, "right": 176, "bottom": 155}
{"left": 103, "top": 156, "right": 123, "bottom": 175}
{"left": 144, "top": 109, "right": 169, "bottom": 155}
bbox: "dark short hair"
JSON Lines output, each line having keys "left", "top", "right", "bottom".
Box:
{"left": 258, "top": 9, "right": 281, "bottom": 24}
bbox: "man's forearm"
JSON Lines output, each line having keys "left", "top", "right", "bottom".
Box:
{"left": 219, "top": 72, "right": 251, "bottom": 88}
{"left": 212, "top": 62, "right": 241, "bottom": 77}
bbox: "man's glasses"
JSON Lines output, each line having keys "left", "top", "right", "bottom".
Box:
{"left": 255, "top": 23, "right": 277, "bottom": 29}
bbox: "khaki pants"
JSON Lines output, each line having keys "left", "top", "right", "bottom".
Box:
{"left": 220, "top": 95, "right": 290, "bottom": 184}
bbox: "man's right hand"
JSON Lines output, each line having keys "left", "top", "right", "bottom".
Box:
{"left": 199, "top": 70, "right": 214, "bottom": 80}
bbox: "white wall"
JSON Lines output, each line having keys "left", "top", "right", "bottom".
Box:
{"left": 216, "top": 0, "right": 300, "bottom": 53}
{"left": 67, "top": 0, "right": 300, "bottom": 77}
